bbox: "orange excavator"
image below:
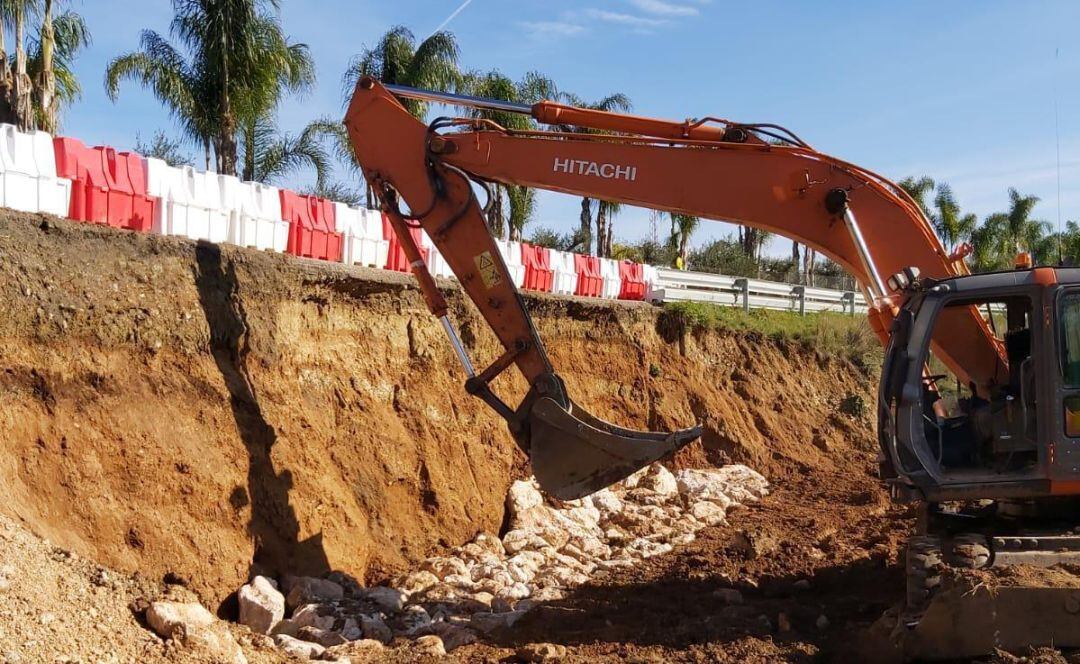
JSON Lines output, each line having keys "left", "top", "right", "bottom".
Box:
{"left": 345, "top": 78, "right": 1080, "bottom": 658}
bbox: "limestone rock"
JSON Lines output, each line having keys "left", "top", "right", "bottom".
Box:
{"left": 363, "top": 586, "right": 405, "bottom": 613}
{"left": 638, "top": 464, "right": 678, "bottom": 496}
{"left": 400, "top": 570, "right": 439, "bottom": 595}
{"left": 238, "top": 576, "right": 285, "bottom": 634}
{"left": 275, "top": 633, "right": 326, "bottom": 659}
{"left": 285, "top": 577, "right": 344, "bottom": 611}
{"left": 322, "top": 639, "right": 385, "bottom": 661}
{"left": 291, "top": 604, "right": 336, "bottom": 631}
{"left": 517, "top": 642, "right": 568, "bottom": 662}
{"left": 145, "top": 601, "right": 215, "bottom": 639}
{"left": 413, "top": 634, "right": 446, "bottom": 657}
{"left": 297, "top": 626, "right": 348, "bottom": 647}
{"left": 507, "top": 480, "right": 543, "bottom": 515}
{"left": 689, "top": 501, "right": 727, "bottom": 527}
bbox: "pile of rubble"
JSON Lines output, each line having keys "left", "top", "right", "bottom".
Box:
{"left": 212, "top": 463, "right": 768, "bottom": 660}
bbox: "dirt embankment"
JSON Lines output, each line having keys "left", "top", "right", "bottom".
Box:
{"left": 0, "top": 210, "right": 877, "bottom": 618}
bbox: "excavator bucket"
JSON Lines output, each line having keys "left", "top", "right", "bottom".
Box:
{"left": 524, "top": 396, "right": 703, "bottom": 500}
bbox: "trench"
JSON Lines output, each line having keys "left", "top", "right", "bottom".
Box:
{"left": 0, "top": 210, "right": 903, "bottom": 661}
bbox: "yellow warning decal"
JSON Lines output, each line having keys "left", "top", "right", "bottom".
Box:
{"left": 474, "top": 250, "right": 502, "bottom": 289}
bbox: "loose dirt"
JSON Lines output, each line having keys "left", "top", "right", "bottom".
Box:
{"left": 0, "top": 210, "right": 1013, "bottom": 662}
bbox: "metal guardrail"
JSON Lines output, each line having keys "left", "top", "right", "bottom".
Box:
{"left": 649, "top": 267, "right": 866, "bottom": 315}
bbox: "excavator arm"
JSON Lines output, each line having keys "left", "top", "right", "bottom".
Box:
{"left": 343, "top": 77, "right": 1000, "bottom": 499}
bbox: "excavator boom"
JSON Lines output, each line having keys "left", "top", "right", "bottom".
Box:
{"left": 343, "top": 78, "right": 1000, "bottom": 499}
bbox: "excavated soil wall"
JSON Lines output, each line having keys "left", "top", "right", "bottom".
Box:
{"left": 0, "top": 211, "right": 875, "bottom": 610}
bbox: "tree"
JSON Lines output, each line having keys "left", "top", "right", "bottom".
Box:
{"left": 527, "top": 226, "right": 578, "bottom": 251}
{"left": 106, "top": 0, "right": 314, "bottom": 175}
{"left": 0, "top": 0, "right": 36, "bottom": 129}
{"left": 237, "top": 114, "right": 328, "bottom": 187}
{"left": 931, "top": 183, "right": 977, "bottom": 253}
{"left": 668, "top": 212, "right": 699, "bottom": 267}
{"left": 342, "top": 26, "right": 460, "bottom": 120}
{"left": 135, "top": 130, "right": 192, "bottom": 167}
{"left": 549, "top": 91, "right": 631, "bottom": 255}
{"left": 594, "top": 200, "right": 621, "bottom": 257}
{"left": 898, "top": 175, "right": 936, "bottom": 217}
{"left": 460, "top": 69, "right": 553, "bottom": 239}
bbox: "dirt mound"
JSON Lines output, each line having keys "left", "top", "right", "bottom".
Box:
{"left": 0, "top": 211, "right": 877, "bottom": 624}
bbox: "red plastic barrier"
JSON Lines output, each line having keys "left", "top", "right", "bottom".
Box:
{"left": 281, "top": 190, "right": 343, "bottom": 262}
{"left": 522, "top": 243, "right": 554, "bottom": 293}
{"left": 382, "top": 213, "right": 430, "bottom": 272}
{"left": 573, "top": 254, "right": 603, "bottom": 298}
{"left": 54, "top": 138, "right": 155, "bottom": 231}
{"left": 618, "top": 260, "right": 646, "bottom": 300}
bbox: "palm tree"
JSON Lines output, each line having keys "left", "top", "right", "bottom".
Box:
{"left": 240, "top": 114, "right": 329, "bottom": 186}
{"left": 460, "top": 69, "right": 553, "bottom": 238}
{"left": 342, "top": 26, "right": 460, "bottom": 120}
{"left": 595, "top": 200, "right": 622, "bottom": 257}
{"left": 549, "top": 91, "right": 632, "bottom": 255}
{"left": 973, "top": 189, "right": 1049, "bottom": 270}
{"left": 669, "top": 212, "right": 699, "bottom": 267}
{"left": 106, "top": 0, "right": 314, "bottom": 175}
{"left": 898, "top": 175, "right": 936, "bottom": 218}
{"left": 0, "top": 0, "right": 38, "bottom": 129}
{"left": 931, "top": 183, "right": 977, "bottom": 253}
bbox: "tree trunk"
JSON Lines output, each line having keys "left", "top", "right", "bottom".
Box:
{"left": 38, "top": 0, "right": 57, "bottom": 133}
{"left": 602, "top": 210, "right": 614, "bottom": 257}
{"left": 13, "top": 8, "right": 33, "bottom": 131}
{"left": 595, "top": 206, "right": 607, "bottom": 258}
{"left": 791, "top": 241, "right": 801, "bottom": 283}
{"left": 0, "top": 21, "right": 13, "bottom": 125}
{"left": 803, "top": 248, "right": 816, "bottom": 287}
{"left": 579, "top": 197, "right": 593, "bottom": 255}
{"left": 217, "top": 31, "right": 237, "bottom": 175}
{"left": 203, "top": 139, "right": 211, "bottom": 172}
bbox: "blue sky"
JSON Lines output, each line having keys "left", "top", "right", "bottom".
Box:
{"left": 62, "top": 0, "right": 1080, "bottom": 256}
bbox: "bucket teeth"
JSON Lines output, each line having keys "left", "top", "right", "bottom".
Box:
{"left": 524, "top": 396, "right": 702, "bottom": 500}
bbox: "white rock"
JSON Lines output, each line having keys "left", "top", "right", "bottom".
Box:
{"left": 474, "top": 531, "right": 506, "bottom": 557}
{"left": 638, "top": 465, "right": 678, "bottom": 495}
{"left": 502, "top": 529, "right": 549, "bottom": 554}
{"left": 422, "top": 556, "right": 469, "bottom": 580}
{"left": 238, "top": 576, "right": 285, "bottom": 634}
{"left": 413, "top": 634, "right": 446, "bottom": 657}
{"left": 296, "top": 626, "right": 348, "bottom": 647}
{"left": 291, "top": 604, "right": 336, "bottom": 631}
{"left": 588, "top": 488, "right": 624, "bottom": 517}
{"left": 690, "top": 501, "right": 727, "bottom": 527}
{"left": 146, "top": 602, "right": 246, "bottom": 664}
{"left": 507, "top": 480, "right": 544, "bottom": 515}
{"left": 146, "top": 601, "right": 215, "bottom": 639}
{"left": 324, "top": 639, "right": 385, "bottom": 660}
{"left": 363, "top": 586, "right": 405, "bottom": 613}
{"left": 400, "top": 570, "right": 439, "bottom": 595}
{"left": 274, "top": 633, "right": 326, "bottom": 659}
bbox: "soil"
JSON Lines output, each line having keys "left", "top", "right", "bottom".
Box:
{"left": 0, "top": 210, "right": 1046, "bottom": 663}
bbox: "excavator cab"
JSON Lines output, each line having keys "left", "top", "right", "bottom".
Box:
{"left": 878, "top": 267, "right": 1080, "bottom": 500}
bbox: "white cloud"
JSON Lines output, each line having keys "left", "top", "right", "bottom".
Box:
{"left": 626, "top": 0, "right": 699, "bottom": 17}
{"left": 518, "top": 20, "right": 587, "bottom": 37}
{"left": 583, "top": 9, "right": 668, "bottom": 28}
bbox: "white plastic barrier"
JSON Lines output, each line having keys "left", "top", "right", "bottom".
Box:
{"left": 421, "top": 230, "right": 456, "bottom": 279}
{"left": 337, "top": 206, "right": 389, "bottom": 268}
{"left": 236, "top": 181, "right": 288, "bottom": 252}
{"left": 599, "top": 258, "right": 621, "bottom": 299}
{"left": 642, "top": 264, "right": 661, "bottom": 303}
{"left": 549, "top": 249, "right": 578, "bottom": 296}
{"left": 498, "top": 240, "right": 526, "bottom": 288}
{"left": 0, "top": 124, "right": 71, "bottom": 216}
{"left": 146, "top": 160, "right": 235, "bottom": 243}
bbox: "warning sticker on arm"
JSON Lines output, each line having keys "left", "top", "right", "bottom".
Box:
{"left": 474, "top": 250, "right": 503, "bottom": 289}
